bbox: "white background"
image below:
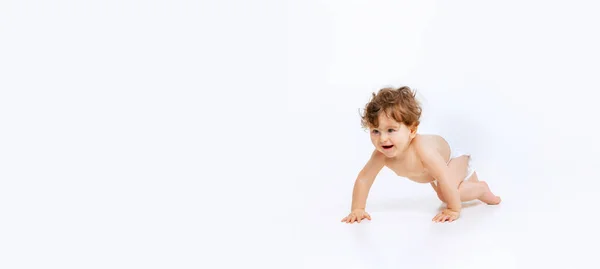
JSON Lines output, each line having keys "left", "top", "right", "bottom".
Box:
{"left": 1, "top": 0, "right": 599, "bottom": 268}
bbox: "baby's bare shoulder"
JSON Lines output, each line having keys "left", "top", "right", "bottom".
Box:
{"left": 414, "top": 134, "right": 444, "bottom": 145}
{"left": 414, "top": 134, "right": 452, "bottom": 166}
{"left": 413, "top": 134, "right": 450, "bottom": 154}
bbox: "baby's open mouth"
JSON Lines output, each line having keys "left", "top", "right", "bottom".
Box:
{"left": 382, "top": 145, "right": 394, "bottom": 149}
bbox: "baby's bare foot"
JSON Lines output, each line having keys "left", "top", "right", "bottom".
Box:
{"left": 480, "top": 191, "right": 501, "bottom": 205}
{"left": 478, "top": 182, "right": 501, "bottom": 205}
{"left": 487, "top": 195, "right": 501, "bottom": 205}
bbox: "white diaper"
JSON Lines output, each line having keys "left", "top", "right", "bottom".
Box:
{"left": 447, "top": 148, "right": 476, "bottom": 182}
{"left": 432, "top": 146, "right": 476, "bottom": 187}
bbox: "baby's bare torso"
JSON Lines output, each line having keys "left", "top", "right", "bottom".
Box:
{"left": 384, "top": 134, "right": 451, "bottom": 183}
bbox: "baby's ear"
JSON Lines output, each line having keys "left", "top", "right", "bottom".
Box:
{"left": 409, "top": 124, "right": 418, "bottom": 137}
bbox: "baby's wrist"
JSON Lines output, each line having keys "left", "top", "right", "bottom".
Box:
{"left": 446, "top": 204, "right": 461, "bottom": 212}
{"left": 445, "top": 208, "right": 461, "bottom": 214}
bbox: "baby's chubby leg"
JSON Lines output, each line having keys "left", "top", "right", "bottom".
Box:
{"left": 458, "top": 172, "right": 501, "bottom": 205}
{"left": 439, "top": 156, "right": 501, "bottom": 205}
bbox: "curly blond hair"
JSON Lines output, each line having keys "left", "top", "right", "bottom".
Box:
{"left": 360, "top": 86, "right": 422, "bottom": 129}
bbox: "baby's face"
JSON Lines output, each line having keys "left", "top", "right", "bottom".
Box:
{"left": 369, "top": 113, "right": 414, "bottom": 158}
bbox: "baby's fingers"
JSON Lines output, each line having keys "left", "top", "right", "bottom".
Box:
{"left": 434, "top": 213, "right": 447, "bottom": 222}
{"left": 365, "top": 213, "right": 371, "bottom": 220}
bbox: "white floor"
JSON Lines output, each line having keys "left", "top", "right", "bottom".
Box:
{"left": 280, "top": 151, "right": 600, "bottom": 269}
{"left": 293, "top": 179, "right": 599, "bottom": 269}
{"left": 2, "top": 147, "right": 598, "bottom": 269}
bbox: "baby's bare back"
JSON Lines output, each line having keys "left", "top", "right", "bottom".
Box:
{"left": 385, "top": 134, "right": 451, "bottom": 183}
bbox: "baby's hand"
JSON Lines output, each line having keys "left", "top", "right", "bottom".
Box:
{"left": 341, "top": 209, "right": 371, "bottom": 224}
{"left": 432, "top": 208, "right": 460, "bottom": 223}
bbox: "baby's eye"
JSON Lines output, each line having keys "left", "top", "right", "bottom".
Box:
{"left": 388, "top": 129, "right": 395, "bottom": 133}
{"left": 372, "top": 130, "right": 379, "bottom": 134}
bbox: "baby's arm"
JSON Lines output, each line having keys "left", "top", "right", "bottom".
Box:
{"left": 414, "top": 137, "right": 461, "bottom": 221}
{"left": 341, "top": 150, "right": 385, "bottom": 223}
{"left": 351, "top": 150, "right": 385, "bottom": 210}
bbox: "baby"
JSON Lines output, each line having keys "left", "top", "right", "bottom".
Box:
{"left": 341, "top": 86, "right": 501, "bottom": 223}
